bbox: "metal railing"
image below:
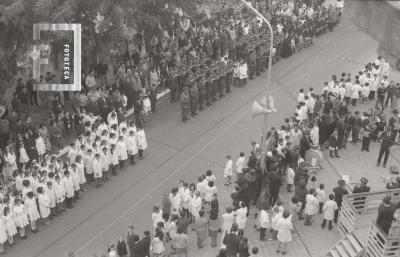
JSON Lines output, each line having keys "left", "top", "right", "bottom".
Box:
{"left": 364, "top": 221, "right": 400, "bottom": 257}
{"left": 337, "top": 189, "right": 400, "bottom": 237}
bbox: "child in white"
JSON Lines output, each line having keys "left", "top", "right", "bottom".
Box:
{"left": 322, "top": 194, "right": 338, "bottom": 230}
{"left": 259, "top": 207, "right": 272, "bottom": 241}
{"left": 224, "top": 155, "right": 233, "bottom": 185}
{"left": 304, "top": 188, "right": 318, "bottom": 225}
{"left": 271, "top": 207, "right": 282, "bottom": 240}
{"left": 286, "top": 166, "right": 295, "bottom": 192}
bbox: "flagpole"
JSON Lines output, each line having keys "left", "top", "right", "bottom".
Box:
{"left": 240, "top": 0, "right": 274, "bottom": 172}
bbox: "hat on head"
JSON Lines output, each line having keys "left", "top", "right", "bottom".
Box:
{"left": 360, "top": 177, "right": 368, "bottom": 184}
{"left": 393, "top": 109, "right": 399, "bottom": 114}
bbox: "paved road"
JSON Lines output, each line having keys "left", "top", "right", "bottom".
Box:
{"left": 6, "top": 17, "right": 393, "bottom": 257}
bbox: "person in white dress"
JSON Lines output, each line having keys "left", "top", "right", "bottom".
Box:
{"left": 116, "top": 136, "right": 128, "bottom": 169}
{"left": 62, "top": 170, "right": 75, "bottom": 208}
{"left": 24, "top": 191, "right": 40, "bottom": 232}
{"left": 0, "top": 215, "right": 8, "bottom": 253}
{"left": 126, "top": 130, "right": 138, "bottom": 165}
{"left": 35, "top": 134, "right": 47, "bottom": 162}
{"left": 37, "top": 187, "right": 51, "bottom": 225}
{"left": 235, "top": 201, "right": 248, "bottom": 239}
{"left": 75, "top": 155, "right": 86, "bottom": 191}
{"left": 93, "top": 153, "right": 103, "bottom": 188}
{"left": 304, "top": 188, "right": 319, "bottom": 225}
{"left": 189, "top": 191, "right": 202, "bottom": 223}
{"left": 13, "top": 198, "right": 29, "bottom": 239}
{"left": 45, "top": 181, "right": 57, "bottom": 218}
{"left": 136, "top": 126, "right": 148, "bottom": 160}
{"left": 84, "top": 149, "right": 94, "bottom": 182}
{"left": 18, "top": 143, "right": 30, "bottom": 168}
{"left": 54, "top": 175, "right": 66, "bottom": 213}
{"left": 321, "top": 194, "right": 338, "bottom": 230}
{"left": 3, "top": 206, "right": 17, "bottom": 245}
{"left": 276, "top": 210, "right": 293, "bottom": 255}
{"left": 3, "top": 146, "right": 17, "bottom": 183}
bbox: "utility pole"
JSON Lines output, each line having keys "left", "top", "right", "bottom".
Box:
{"left": 240, "top": 0, "right": 275, "bottom": 171}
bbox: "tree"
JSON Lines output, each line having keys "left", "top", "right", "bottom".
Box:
{"left": 0, "top": 0, "right": 199, "bottom": 83}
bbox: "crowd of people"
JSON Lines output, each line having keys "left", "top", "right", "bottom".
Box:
{"left": 6, "top": 0, "right": 400, "bottom": 257}
{"left": 0, "top": 94, "right": 149, "bottom": 254}
{"left": 89, "top": 56, "right": 400, "bottom": 257}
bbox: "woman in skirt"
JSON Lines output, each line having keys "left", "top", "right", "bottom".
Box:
{"left": 13, "top": 198, "right": 29, "bottom": 239}
{"left": 24, "top": 191, "right": 40, "bottom": 232}
{"left": 2, "top": 206, "right": 17, "bottom": 245}
{"left": 136, "top": 126, "right": 148, "bottom": 160}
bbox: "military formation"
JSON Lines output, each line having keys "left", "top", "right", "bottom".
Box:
{"left": 173, "top": 32, "right": 281, "bottom": 123}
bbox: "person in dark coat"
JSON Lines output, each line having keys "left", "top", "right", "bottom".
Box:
{"left": 295, "top": 180, "right": 308, "bottom": 220}
{"left": 134, "top": 231, "right": 151, "bottom": 257}
{"left": 223, "top": 223, "right": 241, "bottom": 257}
{"left": 267, "top": 168, "right": 282, "bottom": 207}
{"left": 336, "top": 115, "right": 346, "bottom": 150}
{"left": 328, "top": 129, "right": 340, "bottom": 158}
{"left": 377, "top": 127, "right": 397, "bottom": 168}
{"left": 352, "top": 177, "right": 371, "bottom": 211}
{"left": 318, "top": 114, "right": 331, "bottom": 146}
{"left": 294, "top": 162, "right": 309, "bottom": 186}
{"left": 299, "top": 131, "right": 311, "bottom": 158}
{"left": 126, "top": 225, "right": 138, "bottom": 257}
{"left": 333, "top": 179, "right": 349, "bottom": 223}
{"left": 376, "top": 196, "right": 396, "bottom": 234}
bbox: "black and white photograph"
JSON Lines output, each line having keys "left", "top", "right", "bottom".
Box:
{"left": 0, "top": 0, "right": 400, "bottom": 256}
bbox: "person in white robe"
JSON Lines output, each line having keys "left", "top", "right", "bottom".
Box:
{"left": 116, "top": 136, "right": 128, "bottom": 169}
{"left": 136, "top": 127, "right": 148, "bottom": 160}
{"left": 93, "top": 153, "right": 103, "bottom": 188}
{"left": 53, "top": 175, "right": 65, "bottom": 213}
{"left": 62, "top": 170, "right": 75, "bottom": 208}
{"left": 126, "top": 131, "right": 138, "bottom": 165}
{"left": 13, "top": 198, "right": 29, "bottom": 238}
{"left": 24, "top": 191, "right": 40, "bottom": 233}
{"left": 304, "top": 188, "right": 319, "bottom": 225}
{"left": 37, "top": 187, "right": 50, "bottom": 225}
{"left": 321, "top": 194, "right": 338, "bottom": 230}
{"left": 2, "top": 206, "right": 17, "bottom": 244}
{"left": 45, "top": 181, "right": 57, "bottom": 218}
{"left": 235, "top": 202, "right": 248, "bottom": 238}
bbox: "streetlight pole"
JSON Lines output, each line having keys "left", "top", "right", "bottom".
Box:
{"left": 240, "top": 0, "right": 275, "bottom": 170}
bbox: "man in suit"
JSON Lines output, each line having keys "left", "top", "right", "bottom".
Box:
{"left": 223, "top": 223, "right": 241, "bottom": 257}
{"left": 377, "top": 127, "right": 397, "bottom": 168}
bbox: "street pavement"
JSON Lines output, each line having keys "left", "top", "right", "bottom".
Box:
{"left": 5, "top": 17, "right": 400, "bottom": 257}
